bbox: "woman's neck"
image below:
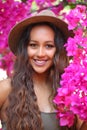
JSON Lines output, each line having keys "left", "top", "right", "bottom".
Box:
{"left": 32, "top": 71, "right": 50, "bottom": 88}
{"left": 33, "top": 71, "right": 54, "bottom": 113}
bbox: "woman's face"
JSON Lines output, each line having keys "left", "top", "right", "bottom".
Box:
{"left": 27, "top": 25, "right": 56, "bottom": 74}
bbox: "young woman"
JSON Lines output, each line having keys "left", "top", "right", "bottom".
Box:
{"left": 0, "top": 10, "right": 85, "bottom": 130}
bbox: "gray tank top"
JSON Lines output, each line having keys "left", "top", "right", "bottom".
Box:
{"left": 2, "top": 112, "right": 59, "bottom": 130}
{"left": 41, "top": 112, "right": 59, "bottom": 130}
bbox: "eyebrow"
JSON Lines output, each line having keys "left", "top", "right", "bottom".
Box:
{"left": 30, "top": 40, "right": 54, "bottom": 43}
{"left": 29, "top": 40, "right": 38, "bottom": 42}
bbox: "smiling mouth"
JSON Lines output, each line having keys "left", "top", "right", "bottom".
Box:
{"left": 33, "top": 59, "right": 47, "bottom": 66}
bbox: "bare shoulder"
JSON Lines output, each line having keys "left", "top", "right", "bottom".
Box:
{"left": 0, "top": 78, "right": 12, "bottom": 108}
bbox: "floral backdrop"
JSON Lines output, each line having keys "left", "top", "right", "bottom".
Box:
{"left": 0, "top": 0, "right": 87, "bottom": 129}
{"left": 54, "top": 5, "right": 87, "bottom": 127}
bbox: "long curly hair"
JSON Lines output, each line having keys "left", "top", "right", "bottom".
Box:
{"left": 6, "top": 22, "right": 76, "bottom": 130}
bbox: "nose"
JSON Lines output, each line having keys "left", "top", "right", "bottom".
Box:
{"left": 37, "top": 46, "right": 46, "bottom": 57}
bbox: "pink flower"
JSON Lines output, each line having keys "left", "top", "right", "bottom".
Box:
{"left": 51, "top": 2, "right": 64, "bottom": 15}
{"left": 64, "top": 37, "right": 78, "bottom": 56}
{"left": 0, "top": 0, "right": 30, "bottom": 76}
{"left": 59, "top": 112, "right": 75, "bottom": 127}
{"left": 65, "top": 5, "right": 87, "bottom": 30}
{"left": 54, "top": 5, "right": 87, "bottom": 127}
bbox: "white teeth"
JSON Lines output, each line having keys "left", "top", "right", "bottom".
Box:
{"left": 36, "top": 60, "right": 45, "bottom": 63}
{"left": 34, "top": 59, "right": 47, "bottom": 66}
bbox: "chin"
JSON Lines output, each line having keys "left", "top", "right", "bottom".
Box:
{"left": 34, "top": 71, "right": 47, "bottom": 74}
{"left": 33, "top": 68, "right": 49, "bottom": 74}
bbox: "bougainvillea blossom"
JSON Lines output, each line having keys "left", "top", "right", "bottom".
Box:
{"left": 54, "top": 5, "right": 87, "bottom": 127}
{"left": 0, "top": 0, "right": 31, "bottom": 76}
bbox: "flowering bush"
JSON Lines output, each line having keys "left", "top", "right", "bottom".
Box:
{"left": 0, "top": 0, "right": 31, "bottom": 76}
{"left": 54, "top": 5, "right": 87, "bottom": 127}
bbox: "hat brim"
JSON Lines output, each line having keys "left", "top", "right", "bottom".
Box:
{"left": 8, "top": 15, "right": 74, "bottom": 55}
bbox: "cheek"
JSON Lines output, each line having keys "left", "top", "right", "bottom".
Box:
{"left": 47, "top": 51, "right": 56, "bottom": 60}
{"left": 50, "top": 49, "right": 56, "bottom": 58}
{"left": 27, "top": 48, "right": 34, "bottom": 58}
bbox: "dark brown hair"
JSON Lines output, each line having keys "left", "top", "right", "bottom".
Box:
{"left": 6, "top": 22, "right": 76, "bottom": 130}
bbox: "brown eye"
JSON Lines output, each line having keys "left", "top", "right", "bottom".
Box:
{"left": 29, "top": 43, "right": 37, "bottom": 48}
{"left": 46, "top": 44, "right": 55, "bottom": 49}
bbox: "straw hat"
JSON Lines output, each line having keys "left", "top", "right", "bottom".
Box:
{"left": 8, "top": 10, "right": 73, "bottom": 55}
